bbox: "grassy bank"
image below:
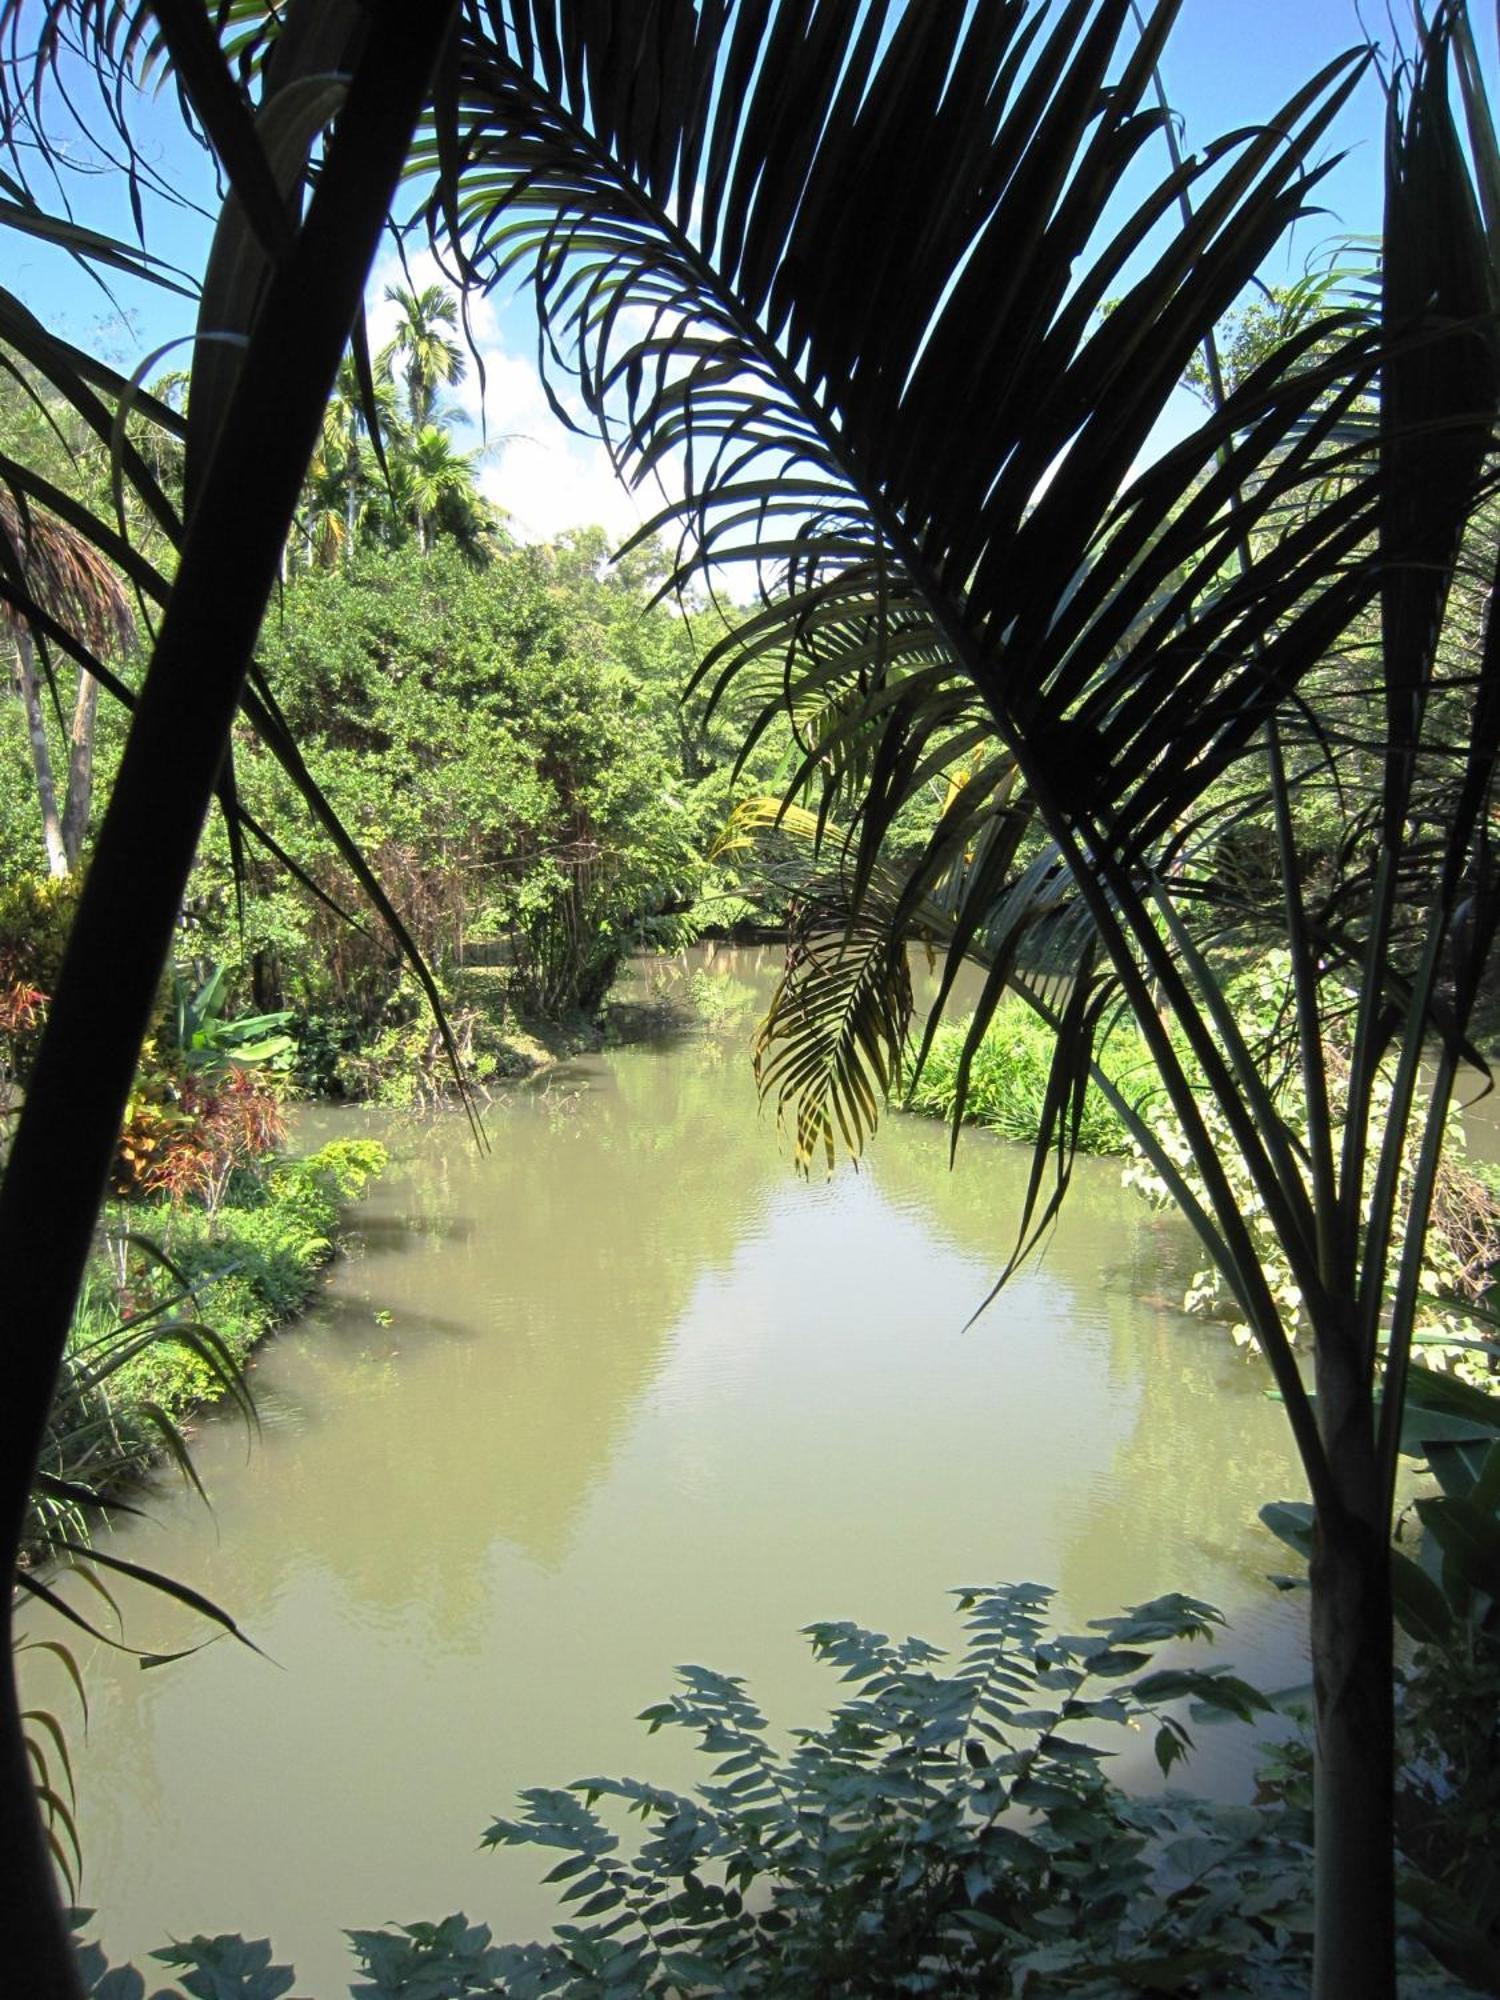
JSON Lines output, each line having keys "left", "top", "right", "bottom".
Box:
{"left": 29, "top": 1137, "right": 385, "bottom": 1560}
{"left": 904, "top": 998, "right": 1157, "bottom": 1154}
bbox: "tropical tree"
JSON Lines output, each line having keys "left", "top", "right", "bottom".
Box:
{"left": 0, "top": 493, "right": 134, "bottom": 875}
{"left": 379, "top": 280, "right": 466, "bottom": 430}
{"left": 296, "top": 342, "right": 496, "bottom": 567}
{"left": 0, "top": 5, "right": 1493, "bottom": 1999}
{"left": 297, "top": 355, "right": 393, "bottom": 570}
{"left": 392, "top": 419, "right": 494, "bottom": 557}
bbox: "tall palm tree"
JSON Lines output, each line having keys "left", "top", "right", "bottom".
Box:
{"left": 300, "top": 349, "right": 497, "bottom": 565}
{"left": 379, "top": 280, "right": 466, "bottom": 430}
{"left": 392, "top": 419, "right": 496, "bottom": 557}
{"left": 298, "top": 354, "right": 405, "bottom": 570}
{"left": 414, "top": 5, "right": 1499, "bottom": 1993}
{"left": 0, "top": 492, "right": 134, "bottom": 875}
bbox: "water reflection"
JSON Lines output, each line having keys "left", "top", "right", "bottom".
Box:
{"left": 22, "top": 947, "right": 1309, "bottom": 1991}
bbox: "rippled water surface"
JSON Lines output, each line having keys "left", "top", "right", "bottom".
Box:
{"left": 25, "top": 947, "right": 1310, "bottom": 1991}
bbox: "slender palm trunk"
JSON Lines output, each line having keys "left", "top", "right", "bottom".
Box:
{"left": 345, "top": 447, "right": 360, "bottom": 566}
{"left": 60, "top": 668, "right": 99, "bottom": 871}
{"left": 0, "top": 12, "right": 459, "bottom": 1991}
{"left": 1311, "top": 1341, "right": 1395, "bottom": 1998}
{"left": 13, "top": 630, "right": 69, "bottom": 877}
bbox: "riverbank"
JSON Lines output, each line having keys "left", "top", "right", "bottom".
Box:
{"left": 901, "top": 992, "right": 1500, "bottom": 1385}
{"left": 903, "top": 995, "right": 1153, "bottom": 1153}
{"left": 32, "top": 949, "right": 1500, "bottom": 1993}
{"left": 29, "top": 957, "right": 712, "bottom": 1564}
{"left": 297, "top": 961, "right": 701, "bottom": 1108}
{"left": 27, "top": 1136, "right": 386, "bottom": 1564}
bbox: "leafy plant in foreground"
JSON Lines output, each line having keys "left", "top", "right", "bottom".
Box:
{"left": 478, "top": 1584, "right": 1288, "bottom": 1995}
{"left": 68, "top": 1581, "right": 1482, "bottom": 1996}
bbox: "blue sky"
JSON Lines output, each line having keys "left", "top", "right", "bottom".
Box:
{"left": 9, "top": 1, "right": 1488, "bottom": 541}
{"left": 1163, "top": 0, "right": 1399, "bottom": 249}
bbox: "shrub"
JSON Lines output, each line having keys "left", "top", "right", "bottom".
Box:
{"left": 70, "top": 1579, "right": 1477, "bottom": 1995}
{"left": 1121, "top": 952, "right": 1500, "bottom": 1375}
{"left": 112, "top": 1057, "right": 288, "bottom": 1210}
{"left": 905, "top": 998, "right": 1158, "bottom": 1155}
{"left": 0, "top": 873, "right": 78, "bottom": 1095}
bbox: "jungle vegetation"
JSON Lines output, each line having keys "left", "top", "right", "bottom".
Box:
{"left": 0, "top": 4, "right": 1499, "bottom": 1997}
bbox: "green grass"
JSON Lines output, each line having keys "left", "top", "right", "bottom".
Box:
{"left": 904, "top": 1000, "right": 1158, "bottom": 1155}
{"left": 29, "top": 1140, "right": 388, "bottom": 1560}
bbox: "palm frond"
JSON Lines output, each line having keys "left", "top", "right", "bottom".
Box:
{"left": 431, "top": 4, "right": 1384, "bottom": 1132}
{"left": 440, "top": 3, "right": 1378, "bottom": 835}
{"left": 425, "top": 5, "right": 1500, "bottom": 1553}
{"left": 0, "top": 491, "right": 136, "bottom": 656}
{"left": 753, "top": 880, "right": 912, "bottom": 1176}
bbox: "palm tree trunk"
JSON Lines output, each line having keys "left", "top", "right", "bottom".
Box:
{"left": 345, "top": 448, "right": 359, "bottom": 568}
{"left": 60, "top": 668, "right": 99, "bottom": 872}
{"left": 0, "top": 11, "right": 458, "bottom": 1991}
{"left": 13, "top": 630, "right": 69, "bottom": 878}
{"left": 1311, "top": 1342, "right": 1395, "bottom": 1998}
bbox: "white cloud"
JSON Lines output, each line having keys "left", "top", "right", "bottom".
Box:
{"left": 469, "top": 359, "right": 662, "bottom": 546}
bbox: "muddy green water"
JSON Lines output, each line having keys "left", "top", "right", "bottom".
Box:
{"left": 25, "top": 948, "right": 1310, "bottom": 1991}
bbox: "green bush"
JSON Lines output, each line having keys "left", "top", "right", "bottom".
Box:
{"left": 71, "top": 1579, "right": 1478, "bottom": 1996}
{"left": 905, "top": 998, "right": 1158, "bottom": 1155}
{"left": 198, "top": 538, "right": 765, "bottom": 1031}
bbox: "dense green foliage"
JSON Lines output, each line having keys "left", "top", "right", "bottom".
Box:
{"left": 102, "top": 1140, "right": 386, "bottom": 1415}
{"left": 0, "top": 344, "right": 769, "bottom": 1066}
{"left": 904, "top": 1000, "right": 1157, "bottom": 1155}
{"left": 0, "top": 500, "right": 771, "bottom": 1077}
{"left": 215, "top": 535, "right": 745, "bottom": 1032}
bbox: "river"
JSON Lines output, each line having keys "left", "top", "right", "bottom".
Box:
{"left": 23, "top": 946, "right": 1310, "bottom": 1991}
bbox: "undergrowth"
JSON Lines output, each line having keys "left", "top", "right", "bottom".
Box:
{"left": 69, "top": 1579, "right": 1482, "bottom": 1996}
{"left": 904, "top": 999, "right": 1157, "bottom": 1155}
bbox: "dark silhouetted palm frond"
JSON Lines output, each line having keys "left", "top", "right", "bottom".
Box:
{"left": 422, "top": 16, "right": 1500, "bottom": 1982}
{"left": 0, "top": 5, "right": 463, "bottom": 1988}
